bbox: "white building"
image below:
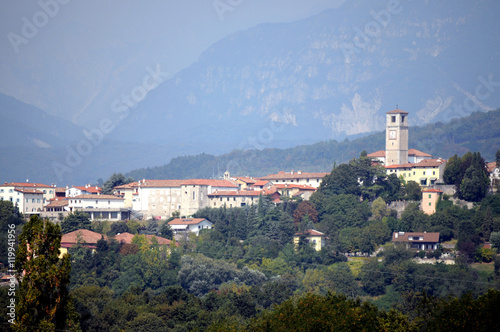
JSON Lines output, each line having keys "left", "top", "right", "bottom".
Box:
{"left": 258, "top": 171, "right": 328, "bottom": 189}
{"left": 168, "top": 218, "right": 213, "bottom": 236}
{"left": 130, "top": 179, "right": 238, "bottom": 219}
{"left": 67, "top": 194, "right": 128, "bottom": 221}
{"left": 66, "top": 185, "right": 102, "bottom": 197}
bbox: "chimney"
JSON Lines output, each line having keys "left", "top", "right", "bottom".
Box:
{"left": 291, "top": 170, "right": 294, "bottom": 174}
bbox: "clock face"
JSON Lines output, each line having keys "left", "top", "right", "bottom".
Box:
{"left": 389, "top": 130, "right": 396, "bottom": 139}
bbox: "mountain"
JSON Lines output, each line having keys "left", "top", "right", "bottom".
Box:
{"left": 125, "top": 109, "right": 500, "bottom": 180}
{"left": 107, "top": 0, "right": 500, "bottom": 155}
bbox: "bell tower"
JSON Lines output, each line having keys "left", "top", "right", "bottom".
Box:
{"left": 385, "top": 109, "right": 408, "bottom": 166}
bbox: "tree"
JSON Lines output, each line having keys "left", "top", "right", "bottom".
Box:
{"left": 0, "top": 200, "right": 24, "bottom": 266}
{"left": 102, "top": 173, "right": 134, "bottom": 195}
{"left": 371, "top": 197, "right": 390, "bottom": 220}
{"left": 403, "top": 181, "right": 422, "bottom": 201}
{"left": 158, "top": 221, "right": 173, "bottom": 239}
{"left": 292, "top": 201, "right": 318, "bottom": 225}
{"left": 14, "top": 215, "right": 79, "bottom": 331}
{"left": 491, "top": 231, "right": 500, "bottom": 250}
{"left": 61, "top": 211, "right": 91, "bottom": 234}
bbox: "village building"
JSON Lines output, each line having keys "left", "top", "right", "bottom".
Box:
{"left": 127, "top": 179, "right": 238, "bottom": 219}
{"left": 422, "top": 188, "right": 443, "bottom": 215}
{"left": 60, "top": 229, "right": 106, "bottom": 257}
{"left": 385, "top": 158, "right": 447, "bottom": 186}
{"left": 368, "top": 110, "right": 445, "bottom": 187}
{"left": 0, "top": 182, "right": 57, "bottom": 206}
{"left": 391, "top": 231, "right": 440, "bottom": 251}
{"left": 487, "top": 161, "right": 500, "bottom": 192}
{"left": 234, "top": 177, "right": 258, "bottom": 190}
{"left": 67, "top": 194, "right": 129, "bottom": 221}
{"left": 258, "top": 171, "right": 328, "bottom": 189}
{"left": 273, "top": 184, "right": 317, "bottom": 200}
{"left": 65, "top": 184, "right": 102, "bottom": 197}
{"left": 168, "top": 218, "right": 214, "bottom": 237}
{"left": 293, "top": 229, "right": 327, "bottom": 251}
{"left": 208, "top": 190, "right": 262, "bottom": 208}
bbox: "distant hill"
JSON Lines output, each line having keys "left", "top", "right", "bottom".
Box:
{"left": 126, "top": 109, "right": 500, "bottom": 180}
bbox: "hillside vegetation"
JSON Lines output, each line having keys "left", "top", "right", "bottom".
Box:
{"left": 127, "top": 109, "right": 500, "bottom": 180}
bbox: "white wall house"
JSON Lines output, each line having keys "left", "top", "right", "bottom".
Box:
{"left": 130, "top": 179, "right": 238, "bottom": 219}
{"left": 66, "top": 185, "right": 102, "bottom": 197}
{"left": 168, "top": 218, "right": 213, "bottom": 236}
{"left": 258, "top": 171, "right": 328, "bottom": 189}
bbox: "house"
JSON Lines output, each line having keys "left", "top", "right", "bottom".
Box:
{"left": 422, "top": 188, "right": 443, "bottom": 215}
{"left": 113, "top": 182, "right": 136, "bottom": 208}
{"left": 65, "top": 184, "right": 102, "bottom": 197}
{"left": 208, "top": 190, "right": 262, "bottom": 208}
{"left": 0, "top": 182, "right": 57, "bottom": 207}
{"left": 385, "top": 158, "right": 447, "bottom": 186}
{"left": 130, "top": 178, "right": 238, "bottom": 219}
{"left": 368, "top": 149, "right": 433, "bottom": 165}
{"left": 67, "top": 194, "right": 129, "bottom": 221}
{"left": 258, "top": 171, "right": 328, "bottom": 189}
{"left": 0, "top": 184, "right": 45, "bottom": 215}
{"left": 234, "top": 177, "right": 258, "bottom": 190}
{"left": 60, "top": 229, "right": 106, "bottom": 257}
{"left": 392, "top": 231, "right": 440, "bottom": 251}
{"left": 293, "top": 229, "right": 327, "bottom": 251}
{"left": 252, "top": 180, "right": 274, "bottom": 191}
{"left": 168, "top": 218, "right": 213, "bottom": 237}
{"left": 273, "top": 184, "right": 317, "bottom": 200}
{"left": 487, "top": 161, "right": 500, "bottom": 191}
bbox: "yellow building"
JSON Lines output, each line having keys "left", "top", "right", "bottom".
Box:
{"left": 294, "top": 229, "right": 327, "bottom": 251}
{"left": 385, "top": 158, "right": 447, "bottom": 187}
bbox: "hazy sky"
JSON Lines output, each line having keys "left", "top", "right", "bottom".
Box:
{"left": 0, "top": 0, "right": 346, "bottom": 121}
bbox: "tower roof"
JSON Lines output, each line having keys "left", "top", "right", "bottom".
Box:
{"left": 386, "top": 109, "right": 408, "bottom": 114}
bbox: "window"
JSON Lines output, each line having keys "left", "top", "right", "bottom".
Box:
{"left": 9, "top": 189, "right": 13, "bottom": 193}
{"left": 16, "top": 198, "right": 19, "bottom": 203}
{"left": 96, "top": 200, "right": 98, "bottom": 204}
{"left": 429, "top": 194, "right": 431, "bottom": 198}
{"left": 32, "top": 199, "right": 35, "bottom": 203}
{"left": 0, "top": 189, "right": 3, "bottom": 193}
{"left": 37, "top": 199, "right": 40, "bottom": 203}
{"left": 220, "top": 197, "right": 222, "bottom": 201}
{"left": 227, "top": 197, "right": 229, "bottom": 201}
{"left": 108, "top": 201, "right": 110, "bottom": 204}
{"left": 423, "top": 171, "right": 426, "bottom": 175}
{"left": 193, "top": 192, "right": 195, "bottom": 200}
{"left": 49, "top": 190, "right": 53, "bottom": 194}
{"left": 233, "top": 197, "right": 236, "bottom": 201}
{"left": 26, "top": 199, "right": 28, "bottom": 203}
{"left": 433, "top": 171, "right": 435, "bottom": 175}
{"left": 43, "top": 190, "right": 46, "bottom": 194}
{"left": 413, "top": 171, "right": 415, "bottom": 175}
{"left": 391, "top": 115, "right": 396, "bottom": 122}
{"left": 429, "top": 202, "right": 431, "bottom": 206}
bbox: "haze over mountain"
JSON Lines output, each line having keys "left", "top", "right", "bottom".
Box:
{"left": 0, "top": 1, "right": 499, "bottom": 185}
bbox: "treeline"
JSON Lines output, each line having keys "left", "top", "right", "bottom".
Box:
{"left": 125, "top": 108, "right": 500, "bottom": 180}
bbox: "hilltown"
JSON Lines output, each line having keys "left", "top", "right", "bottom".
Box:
{"left": 1, "top": 110, "right": 499, "bottom": 228}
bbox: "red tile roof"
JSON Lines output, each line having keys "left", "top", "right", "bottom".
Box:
{"left": 368, "top": 149, "right": 432, "bottom": 158}
{"left": 61, "top": 229, "right": 106, "bottom": 245}
{"left": 385, "top": 159, "right": 446, "bottom": 169}
{"left": 72, "top": 194, "right": 124, "bottom": 200}
{"left": 14, "top": 188, "right": 44, "bottom": 194}
{"left": 253, "top": 180, "right": 272, "bottom": 186}
{"left": 274, "top": 184, "right": 316, "bottom": 190}
{"left": 367, "top": 150, "right": 385, "bottom": 157}
{"left": 181, "top": 179, "right": 238, "bottom": 187}
{"left": 422, "top": 189, "right": 443, "bottom": 193}
{"left": 168, "top": 218, "right": 210, "bottom": 226}
{"left": 235, "top": 177, "right": 257, "bottom": 184}
{"left": 408, "top": 149, "right": 432, "bottom": 157}
{"left": 115, "top": 232, "right": 177, "bottom": 246}
{"left": 295, "top": 229, "right": 326, "bottom": 237}
{"left": 392, "top": 232, "right": 440, "bottom": 243}
{"left": 259, "top": 171, "right": 328, "bottom": 181}
{"left": 0, "top": 182, "right": 51, "bottom": 188}
{"left": 386, "top": 109, "right": 408, "bottom": 114}
{"left": 114, "top": 183, "right": 136, "bottom": 189}
{"left": 73, "top": 186, "right": 102, "bottom": 194}
{"left": 208, "top": 190, "right": 262, "bottom": 197}
{"left": 44, "top": 199, "right": 69, "bottom": 207}
{"left": 132, "top": 180, "right": 185, "bottom": 188}
{"left": 487, "top": 162, "right": 498, "bottom": 173}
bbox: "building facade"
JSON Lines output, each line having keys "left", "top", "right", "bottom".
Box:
{"left": 385, "top": 109, "right": 409, "bottom": 166}
{"left": 258, "top": 171, "right": 328, "bottom": 189}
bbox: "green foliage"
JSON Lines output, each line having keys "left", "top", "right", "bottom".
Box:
{"left": 61, "top": 211, "right": 91, "bottom": 234}
{"left": 444, "top": 152, "right": 490, "bottom": 202}
{"left": 14, "top": 215, "right": 80, "bottom": 332}
{"left": 0, "top": 200, "right": 24, "bottom": 266}
{"left": 491, "top": 231, "right": 500, "bottom": 250}
{"left": 102, "top": 173, "right": 135, "bottom": 195}
{"left": 402, "top": 181, "right": 422, "bottom": 201}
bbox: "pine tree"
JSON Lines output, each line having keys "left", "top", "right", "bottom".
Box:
{"left": 14, "top": 215, "right": 80, "bottom": 332}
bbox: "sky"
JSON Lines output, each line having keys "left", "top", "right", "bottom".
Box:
{"left": 0, "top": 0, "right": 347, "bottom": 125}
